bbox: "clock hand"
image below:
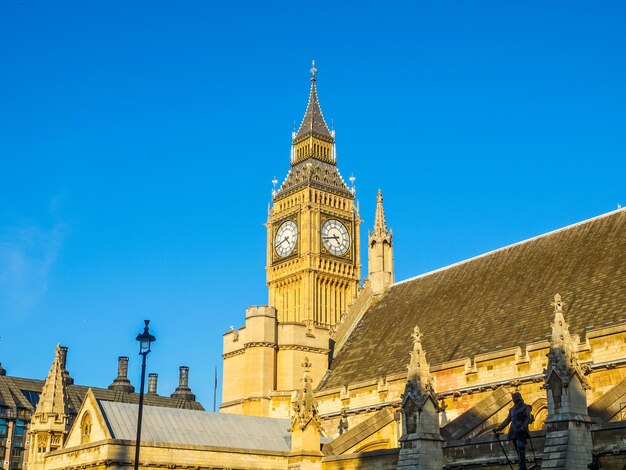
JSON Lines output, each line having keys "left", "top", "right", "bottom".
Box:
{"left": 275, "top": 236, "right": 289, "bottom": 248}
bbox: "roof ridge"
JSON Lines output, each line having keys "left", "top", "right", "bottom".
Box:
{"left": 393, "top": 207, "right": 626, "bottom": 288}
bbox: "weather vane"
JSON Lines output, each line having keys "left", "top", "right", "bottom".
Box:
{"left": 310, "top": 60, "right": 317, "bottom": 79}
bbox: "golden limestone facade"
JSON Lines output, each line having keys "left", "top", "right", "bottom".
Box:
{"left": 220, "top": 64, "right": 626, "bottom": 468}
{"left": 221, "top": 63, "right": 362, "bottom": 418}
{"left": 18, "top": 64, "right": 626, "bottom": 470}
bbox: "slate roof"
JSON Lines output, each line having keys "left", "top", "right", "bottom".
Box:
{"left": 0, "top": 375, "right": 34, "bottom": 411}
{"left": 99, "top": 401, "right": 291, "bottom": 452}
{"left": 7, "top": 376, "right": 204, "bottom": 412}
{"left": 294, "top": 78, "right": 333, "bottom": 142}
{"left": 319, "top": 209, "right": 626, "bottom": 391}
{"left": 274, "top": 159, "right": 353, "bottom": 201}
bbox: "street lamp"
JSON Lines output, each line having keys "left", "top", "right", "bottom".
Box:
{"left": 134, "top": 320, "right": 156, "bottom": 470}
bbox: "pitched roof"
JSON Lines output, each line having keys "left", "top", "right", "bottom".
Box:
{"left": 274, "top": 159, "right": 353, "bottom": 201}
{"left": 0, "top": 375, "right": 33, "bottom": 411}
{"left": 6, "top": 376, "right": 204, "bottom": 412}
{"left": 319, "top": 209, "right": 626, "bottom": 391}
{"left": 99, "top": 401, "right": 291, "bottom": 452}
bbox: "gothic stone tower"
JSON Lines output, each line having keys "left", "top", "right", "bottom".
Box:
{"left": 28, "top": 345, "right": 72, "bottom": 470}
{"left": 368, "top": 189, "right": 393, "bottom": 295}
{"left": 267, "top": 61, "right": 361, "bottom": 327}
{"left": 222, "top": 64, "right": 361, "bottom": 418}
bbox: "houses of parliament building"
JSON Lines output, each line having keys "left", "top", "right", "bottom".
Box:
{"left": 2, "top": 64, "right": 626, "bottom": 469}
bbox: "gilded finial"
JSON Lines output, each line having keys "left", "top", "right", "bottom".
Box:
{"left": 551, "top": 293, "right": 564, "bottom": 313}
{"left": 310, "top": 60, "right": 317, "bottom": 81}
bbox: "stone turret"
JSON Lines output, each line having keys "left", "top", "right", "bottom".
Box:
{"left": 397, "top": 326, "right": 443, "bottom": 469}
{"left": 108, "top": 356, "right": 135, "bottom": 393}
{"left": 28, "top": 344, "right": 72, "bottom": 469}
{"left": 171, "top": 366, "right": 196, "bottom": 401}
{"left": 368, "top": 190, "right": 394, "bottom": 295}
{"left": 289, "top": 357, "right": 323, "bottom": 470}
{"left": 541, "top": 294, "right": 593, "bottom": 469}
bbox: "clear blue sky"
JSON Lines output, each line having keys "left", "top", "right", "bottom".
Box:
{"left": 1, "top": 1, "right": 624, "bottom": 408}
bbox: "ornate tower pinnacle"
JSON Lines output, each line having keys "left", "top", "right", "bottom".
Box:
{"left": 34, "top": 344, "right": 71, "bottom": 420}
{"left": 291, "top": 357, "right": 321, "bottom": 431}
{"left": 373, "top": 189, "right": 388, "bottom": 236}
{"left": 542, "top": 294, "right": 594, "bottom": 469}
{"left": 291, "top": 61, "right": 335, "bottom": 166}
{"left": 368, "top": 189, "right": 394, "bottom": 295}
{"left": 406, "top": 326, "right": 435, "bottom": 395}
{"left": 545, "top": 293, "right": 588, "bottom": 390}
{"left": 398, "top": 326, "right": 443, "bottom": 469}
{"left": 29, "top": 344, "right": 72, "bottom": 467}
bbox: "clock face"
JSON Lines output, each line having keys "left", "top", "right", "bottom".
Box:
{"left": 275, "top": 220, "right": 298, "bottom": 258}
{"left": 321, "top": 219, "right": 350, "bottom": 256}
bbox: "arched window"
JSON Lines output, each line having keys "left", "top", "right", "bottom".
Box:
{"left": 80, "top": 412, "right": 92, "bottom": 444}
{"left": 530, "top": 398, "right": 548, "bottom": 431}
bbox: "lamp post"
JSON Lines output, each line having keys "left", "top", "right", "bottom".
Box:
{"left": 134, "top": 320, "right": 156, "bottom": 470}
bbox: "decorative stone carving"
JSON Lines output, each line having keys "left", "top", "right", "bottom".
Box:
{"left": 544, "top": 294, "right": 589, "bottom": 391}
{"left": 541, "top": 294, "right": 593, "bottom": 470}
{"left": 291, "top": 357, "right": 321, "bottom": 431}
{"left": 397, "top": 326, "right": 443, "bottom": 469}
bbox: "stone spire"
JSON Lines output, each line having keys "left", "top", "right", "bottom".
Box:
{"left": 373, "top": 189, "right": 388, "bottom": 236}
{"left": 545, "top": 294, "right": 589, "bottom": 390}
{"left": 397, "top": 326, "right": 443, "bottom": 470}
{"left": 368, "top": 190, "right": 394, "bottom": 295}
{"left": 289, "top": 357, "right": 323, "bottom": 468}
{"left": 290, "top": 61, "right": 336, "bottom": 168}
{"left": 294, "top": 60, "right": 334, "bottom": 142}
{"left": 28, "top": 344, "right": 72, "bottom": 468}
{"left": 34, "top": 344, "right": 71, "bottom": 420}
{"left": 290, "top": 357, "right": 321, "bottom": 431}
{"left": 541, "top": 294, "right": 593, "bottom": 470}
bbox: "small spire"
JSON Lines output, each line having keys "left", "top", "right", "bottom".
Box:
{"left": 545, "top": 293, "right": 589, "bottom": 389}
{"left": 34, "top": 344, "right": 71, "bottom": 420}
{"left": 373, "top": 189, "right": 388, "bottom": 236}
{"left": 294, "top": 61, "right": 333, "bottom": 142}
{"left": 407, "top": 326, "right": 431, "bottom": 385}
{"left": 291, "top": 356, "right": 321, "bottom": 431}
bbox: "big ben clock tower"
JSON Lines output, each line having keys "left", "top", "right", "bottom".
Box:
{"left": 222, "top": 62, "right": 364, "bottom": 418}
{"left": 267, "top": 61, "right": 361, "bottom": 326}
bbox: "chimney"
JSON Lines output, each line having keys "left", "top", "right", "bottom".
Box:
{"left": 0, "top": 363, "right": 6, "bottom": 376}
{"left": 147, "top": 373, "right": 158, "bottom": 395}
{"left": 170, "top": 366, "right": 196, "bottom": 401}
{"left": 59, "top": 346, "right": 74, "bottom": 385}
{"left": 108, "top": 356, "right": 135, "bottom": 393}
